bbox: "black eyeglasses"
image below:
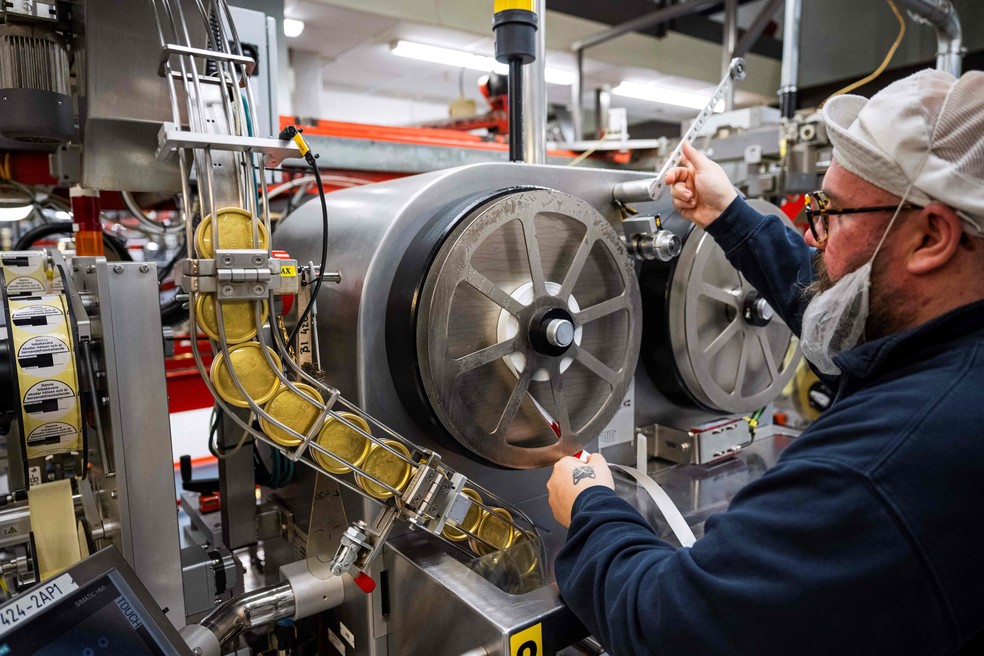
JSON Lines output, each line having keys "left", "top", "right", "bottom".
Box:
{"left": 804, "top": 190, "right": 916, "bottom": 246}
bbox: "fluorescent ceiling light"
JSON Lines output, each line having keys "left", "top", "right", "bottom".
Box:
{"left": 612, "top": 81, "right": 724, "bottom": 112}
{"left": 283, "top": 18, "right": 305, "bottom": 38}
{"left": 0, "top": 205, "right": 33, "bottom": 222}
{"left": 390, "top": 40, "right": 573, "bottom": 85}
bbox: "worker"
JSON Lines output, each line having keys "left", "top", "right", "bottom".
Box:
{"left": 547, "top": 68, "right": 984, "bottom": 655}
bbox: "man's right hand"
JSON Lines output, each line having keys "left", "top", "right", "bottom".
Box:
{"left": 664, "top": 141, "right": 738, "bottom": 228}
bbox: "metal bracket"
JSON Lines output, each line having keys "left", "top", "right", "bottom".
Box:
{"left": 158, "top": 44, "right": 255, "bottom": 83}
{"left": 177, "top": 251, "right": 300, "bottom": 299}
{"left": 155, "top": 122, "right": 301, "bottom": 167}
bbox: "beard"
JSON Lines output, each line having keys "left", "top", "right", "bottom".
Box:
{"left": 802, "top": 251, "right": 916, "bottom": 342}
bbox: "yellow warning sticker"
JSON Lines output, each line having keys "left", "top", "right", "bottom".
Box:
{"left": 510, "top": 623, "right": 542, "bottom": 656}
{"left": 495, "top": 0, "right": 534, "bottom": 12}
{"left": 280, "top": 265, "right": 297, "bottom": 277}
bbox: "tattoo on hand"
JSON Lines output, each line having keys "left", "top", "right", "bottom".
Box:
{"left": 572, "top": 466, "right": 596, "bottom": 485}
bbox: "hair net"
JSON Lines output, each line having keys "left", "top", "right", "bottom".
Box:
{"left": 822, "top": 69, "right": 984, "bottom": 236}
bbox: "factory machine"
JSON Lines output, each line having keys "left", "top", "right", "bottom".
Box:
{"left": 0, "top": 1, "right": 801, "bottom": 654}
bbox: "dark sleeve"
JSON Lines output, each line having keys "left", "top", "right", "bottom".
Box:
{"left": 554, "top": 463, "right": 951, "bottom": 656}
{"left": 704, "top": 196, "right": 816, "bottom": 336}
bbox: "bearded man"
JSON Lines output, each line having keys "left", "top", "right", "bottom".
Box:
{"left": 547, "top": 69, "right": 984, "bottom": 655}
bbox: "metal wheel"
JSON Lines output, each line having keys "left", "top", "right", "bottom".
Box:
{"left": 415, "top": 189, "right": 641, "bottom": 468}
{"left": 668, "top": 199, "right": 800, "bottom": 414}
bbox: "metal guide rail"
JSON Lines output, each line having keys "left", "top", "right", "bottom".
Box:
{"left": 150, "top": 0, "right": 545, "bottom": 589}
{"left": 613, "top": 57, "right": 747, "bottom": 204}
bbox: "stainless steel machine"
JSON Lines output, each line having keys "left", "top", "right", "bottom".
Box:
{"left": 0, "top": 1, "right": 807, "bottom": 655}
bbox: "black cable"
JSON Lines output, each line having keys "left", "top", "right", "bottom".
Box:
{"left": 287, "top": 161, "right": 329, "bottom": 345}
{"left": 157, "top": 237, "right": 187, "bottom": 283}
{"left": 14, "top": 223, "right": 132, "bottom": 261}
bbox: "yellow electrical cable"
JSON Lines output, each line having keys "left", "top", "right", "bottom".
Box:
{"left": 820, "top": 0, "right": 906, "bottom": 108}
{"left": 568, "top": 131, "right": 610, "bottom": 167}
{"left": 0, "top": 153, "right": 10, "bottom": 179}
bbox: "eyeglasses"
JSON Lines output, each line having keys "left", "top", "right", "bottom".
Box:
{"left": 804, "top": 190, "right": 916, "bottom": 246}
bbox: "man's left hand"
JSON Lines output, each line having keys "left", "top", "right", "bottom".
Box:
{"left": 547, "top": 452, "right": 614, "bottom": 528}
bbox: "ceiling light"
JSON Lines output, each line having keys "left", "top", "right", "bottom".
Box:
{"left": 0, "top": 205, "right": 34, "bottom": 222}
{"left": 390, "top": 40, "right": 573, "bottom": 85}
{"left": 612, "top": 81, "right": 724, "bottom": 112}
{"left": 283, "top": 18, "right": 305, "bottom": 38}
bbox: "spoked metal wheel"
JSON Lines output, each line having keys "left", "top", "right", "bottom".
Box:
{"left": 414, "top": 189, "right": 641, "bottom": 469}
{"left": 667, "top": 199, "right": 800, "bottom": 414}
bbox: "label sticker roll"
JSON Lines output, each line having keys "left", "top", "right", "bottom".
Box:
{"left": 0, "top": 252, "right": 50, "bottom": 298}
{"left": 7, "top": 294, "right": 83, "bottom": 461}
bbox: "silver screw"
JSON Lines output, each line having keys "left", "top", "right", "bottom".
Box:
{"left": 253, "top": 255, "right": 265, "bottom": 266}
{"left": 112, "top": 264, "right": 124, "bottom": 274}
{"left": 252, "top": 284, "right": 265, "bottom": 296}
{"left": 221, "top": 285, "right": 234, "bottom": 296}
{"left": 85, "top": 265, "right": 95, "bottom": 274}
{"left": 221, "top": 255, "right": 233, "bottom": 266}
{"left": 110, "top": 490, "right": 118, "bottom": 499}
{"left": 138, "top": 264, "right": 150, "bottom": 273}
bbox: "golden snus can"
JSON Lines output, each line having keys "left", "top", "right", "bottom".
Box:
{"left": 196, "top": 294, "right": 268, "bottom": 344}
{"left": 355, "top": 439, "right": 413, "bottom": 499}
{"left": 195, "top": 207, "right": 270, "bottom": 258}
{"left": 210, "top": 342, "right": 281, "bottom": 408}
{"left": 260, "top": 383, "right": 324, "bottom": 447}
{"left": 313, "top": 412, "right": 372, "bottom": 474}
{"left": 469, "top": 507, "right": 516, "bottom": 556}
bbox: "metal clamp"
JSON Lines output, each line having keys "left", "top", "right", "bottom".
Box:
{"left": 329, "top": 523, "right": 371, "bottom": 577}
{"left": 177, "top": 251, "right": 300, "bottom": 299}
{"left": 621, "top": 216, "right": 682, "bottom": 262}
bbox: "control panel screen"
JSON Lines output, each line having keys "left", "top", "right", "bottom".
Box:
{"left": 0, "top": 571, "right": 171, "bottom": 655}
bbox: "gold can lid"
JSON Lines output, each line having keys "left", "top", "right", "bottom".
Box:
{"left": 441, "top": 487, "right": 484, "bottom": 542}
{"left": 210, "top": 342, "right": 282, "bottom": 408}
{"left": 260, "top": 383, "right": 324, "bottom": 447}
{"left": 508, "top": 530, "right": 540, "bottom": 576}
{"left": 470, "top": 507, "right": 516, "bottom": 556}
{"left": 313, "top": 412, "right": 371, "bottom": 474}
{"left": 196, "top": 294, "right": 267, "bottom": 344}
{"left": 355, "top": 439, "right": 413, "bottom": 499}
{"left": 195, "top": 207, "right": 270, "bottom": 258}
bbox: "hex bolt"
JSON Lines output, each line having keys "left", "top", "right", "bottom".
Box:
{"left": 85, "top": 265, "right": 96, "bottom": 274}
{"left": 139, "top": 264, "right": 150, "bottom": 273}
{"left": 112, "top": 264, "right": 125, "bottom": 274}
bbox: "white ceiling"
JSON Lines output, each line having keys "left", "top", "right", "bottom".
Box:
{"left": 283, "top": 0, "right": 782, "bottom": 126}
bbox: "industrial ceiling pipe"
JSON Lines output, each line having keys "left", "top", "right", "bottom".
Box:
{"left": 896, "top": 0, "right": 963, "bottom": 76}
{"left": 778, "top": 0, "right": 802, "bottom": 119}
{"left": 569, "top": 0, "right": 723, "bottom": 140}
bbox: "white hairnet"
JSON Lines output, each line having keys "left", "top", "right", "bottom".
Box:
{"left": 822, "top": 69, "right": 984, "bottom": 236}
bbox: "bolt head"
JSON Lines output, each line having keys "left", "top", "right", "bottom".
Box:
{"left": 221, "top": 285, "right": 234, "bottom": 296}
{"left": 113, "top": 264, "right": 125, "bottom": 274}
{"left": 252, "top": 284, "right": 265, "bottom": 296}
{"left": 139, "top": 264, "right": 150, "bottom": 273}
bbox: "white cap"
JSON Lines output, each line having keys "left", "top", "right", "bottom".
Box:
{"left": 822, "top": 69, "right": 984, "bottom": 236}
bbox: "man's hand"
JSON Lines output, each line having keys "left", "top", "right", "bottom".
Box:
{"left": 664, "top": 141, "right": 738, "bottom": 228}
{"left": 547, "top": 452, "right": 615, "bottom": 528}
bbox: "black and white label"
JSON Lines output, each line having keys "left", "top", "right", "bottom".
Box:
{"left": 0, "top": 573, "right": 78, "bottom": 634}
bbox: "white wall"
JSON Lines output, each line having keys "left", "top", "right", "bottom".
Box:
{"left": 318, "top": 87, "right": 453, "bottom": 125}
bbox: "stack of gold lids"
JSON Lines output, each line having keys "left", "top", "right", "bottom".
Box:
{"left": 314, "top": 412, "right": 371, "bottom": 474}
{"left": 210, "top": 342, "right": 282, "bottom": 408}
{"left": 260, "top": 383, "right": 324, "bottom": 446}
{"left": 355, "top": 439, "right": 413, "bottom": 499}
{"left": 195, "top": 207, "right": 270, "bottom": 258}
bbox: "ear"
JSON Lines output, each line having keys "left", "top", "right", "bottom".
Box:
{"left": 906, "top": 204, "right": 963, "bottom": 275}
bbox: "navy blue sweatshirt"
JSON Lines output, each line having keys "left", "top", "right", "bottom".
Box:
{"left": 555, "top": 197, "right": 984, "bottom": 655}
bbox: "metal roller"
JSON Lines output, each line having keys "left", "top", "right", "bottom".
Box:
{"left": 393, "top": 188, "right": 641, "bottom": 469}
{"left": 638, "top": 199, "right": 800, "bottom": 423}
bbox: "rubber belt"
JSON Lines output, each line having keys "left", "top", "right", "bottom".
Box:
{"left": 609, "top": 464, "right": 697, "bottom": 548}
